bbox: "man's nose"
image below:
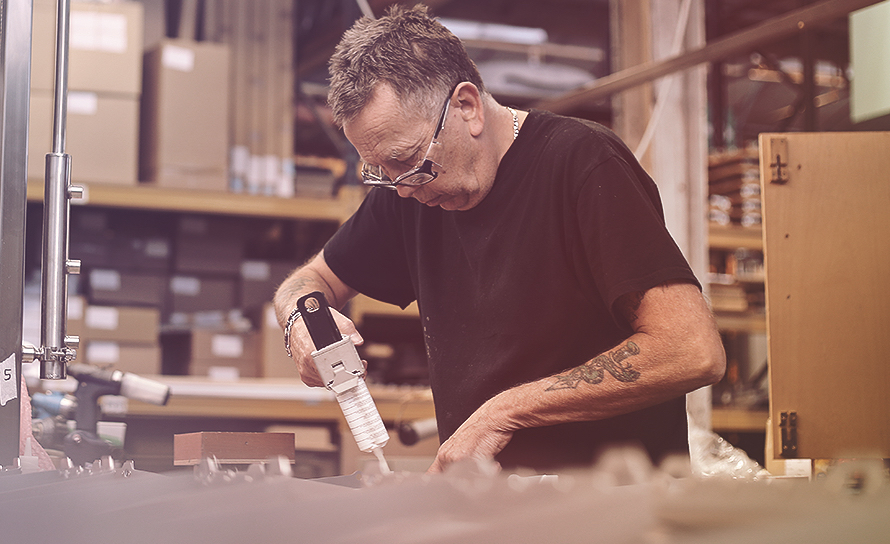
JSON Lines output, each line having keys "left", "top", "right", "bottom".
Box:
{"left": 396, "top": 185, "right": 420, "bottom": 199}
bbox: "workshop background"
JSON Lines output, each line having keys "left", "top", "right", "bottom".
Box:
{"left": 15, "top": 0, "right": 890, "bottom": 478}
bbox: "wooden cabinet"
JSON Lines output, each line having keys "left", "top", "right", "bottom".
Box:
{"left": 759, "top": 132, "right": 890, "bottom": 460}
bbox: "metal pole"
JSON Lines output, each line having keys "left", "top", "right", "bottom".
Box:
{"left": 38, "top": 0, "right": 81, "bottom": 380}
{"left": 0, "top": 0, "right": 35, "bottom": 468}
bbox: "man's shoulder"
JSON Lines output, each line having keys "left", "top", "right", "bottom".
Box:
{"left": 526, "top": 110, "right": 631, "bottom": 158}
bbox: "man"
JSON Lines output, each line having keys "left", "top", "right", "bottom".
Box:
{"left": 275, "top": 5, "right": 725, "bottom": 473}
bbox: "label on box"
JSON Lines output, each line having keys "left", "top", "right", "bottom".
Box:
{"left": 68, "top": 296, "right": 85, "bottom": 320}
{"left": 265, "top": 305, "right": 278, "bottom": 328}
{"left": 207, "top": 366, "right": 240, "bottom": 381}
{"left": 90, "top": 269, "right": 122, "bottom": 292}
{"left": 87, "top": 341, "right": 121, "bottom": 364}
{"left": 144, "top": 239, "right": 170, "bottom": 259}
{"left": 241, "top": 260, "right": 271, "bottom": 281}
{"left": 171, "top": 276, "right": 201, "bottom": 296}
{"left": 211, "top": 334, "right": 244, "bottom": 358}
{"left": 162, "top": 44, "right": 195, "bottom": 72}
{"left": 70, "top": 12, "right": 128, "bottom": 53}
{"left": 85, "top": 306, "right": 120, "bottom": 330}
{"left": 68, "top": 92, "right": 99, "bottom": 115}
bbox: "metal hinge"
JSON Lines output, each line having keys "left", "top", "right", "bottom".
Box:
{"left": 770, "top": 138, "right": 790, "bottom": 184}
{"left": 780, "top": 411, "right": 798, "bottom": 457}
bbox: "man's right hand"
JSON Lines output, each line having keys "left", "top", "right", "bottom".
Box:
{"left": 286, "top": 307, "right": 364, "bottom": 388}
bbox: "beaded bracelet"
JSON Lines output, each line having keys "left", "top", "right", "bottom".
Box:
{"left": 283, "top": 307, "right": 302, "bottom": 358}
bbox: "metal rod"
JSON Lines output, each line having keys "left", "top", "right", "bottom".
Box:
{"left": 40, "top": 0, "right": 77, "bottom": 380}
{"left": 535, "top": 0, "right": 882, "bottom": 113}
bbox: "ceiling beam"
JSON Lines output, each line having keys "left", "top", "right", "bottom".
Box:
{"left": 535, "top": 0, "right": 882, "bottom": 113}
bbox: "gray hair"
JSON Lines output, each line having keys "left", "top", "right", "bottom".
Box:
{"left": 327, "top": 4, "right": 486, "bottom": 127}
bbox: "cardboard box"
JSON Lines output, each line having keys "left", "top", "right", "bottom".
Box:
{"left": 87, "top": 269, "right": 167, "bottom": 307}
{"left": 173, "top": 432, "right": 296, "bottom": 466}
{"left": 80, "top": 340, "right": 162, "bottom": 376}
{"left": 168, "top": 275, "right": 237, "bottom": 314}
{"left": 67, "top": 300, "right": 160, "bottom": 344}
{"left": 28, "top": 91, "right": 140, "bottom": 184}
{"left": 260, "top": 303, "right": 299, "bottom": 378}
{"left": 140, "top": 40, "right": 230, "bottom": 190}
{"left": 175, "top": 235, "right": 243, "bottom": 275}
{"left": 31, "top": 0, "right": 144, "bottom": 94}
{"left": 239, "top": 261, "right": 298, "bottom": 311}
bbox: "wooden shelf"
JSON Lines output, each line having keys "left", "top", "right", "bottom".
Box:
{"left": 715, "top": 311, "right": 766, "bottom": 333}
{"left": 712, "top": 406, "right": 768, "bottom": 433}
{"left": 708, "top": 224, "right": 763, "bottom": 251}
{"left": 27, "top": 180, "right": 365, "bottom": 222}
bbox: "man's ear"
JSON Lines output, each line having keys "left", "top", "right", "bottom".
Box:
{"left": 454, "top": 82, "right": 485, "bottom": 137}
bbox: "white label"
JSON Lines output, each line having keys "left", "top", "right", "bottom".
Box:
{"left": 68, "top": 92, "right": 98, "bottom": 115}
{"left": 87, "top": 341, "right": 121, "bottom": 364}
{"left": 241, "top": 260, "right": 271, "bottom": 281}
{"left": 70, "top": 12, "right": 128, "bottom": 53}
{"left": 85, "top": 306, "right": 120, "bottom": 330}
{"left": 97, "top": 13, "right": 128, "bottom": 53}
{"left": 162, "top": 44, "right": 195, "bottom": 72}
{"left": 207, "top": 366, "right": 240, "bottom": 381}
{"left": 170, "top": 276, "right": 201, "bottom": 296}
{"left": 70, "top": 12, "right": 100, "bottom": 50}
{"left": 211, "top": 334, "right": 244, "bottom": 358}
{"left": 144, "top": 239, "right": 170, "bottom": 258}
{"left": 265, "top": 305, "right": 278, "bottom": 328}
{"left": 90, "top": 269, "right": 122, "bottom": 292}
{"left": 0, "top": 353, "right": 16, "bottom": 406}
{"left": 68, "top": 296, "right": 85, "bottom": 320}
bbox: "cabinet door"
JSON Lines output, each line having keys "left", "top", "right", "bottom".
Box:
{"left": 760, "top": 132, "right": 890, "bottom": 460}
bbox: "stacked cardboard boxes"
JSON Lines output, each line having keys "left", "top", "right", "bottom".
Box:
{"left": 68, "top": 296, "right": 162, "bottom": 375}
{"left": 140, "top": 39, "right": 231, "bottom": 190}
{"left": 707, "top": 145, "right": 762, "bottom": 228}
{"left": 202, "top": 0, "right": 295, "bottom": 196}
{"left": 29, "top": 0, "right": 144, "bottom": 184}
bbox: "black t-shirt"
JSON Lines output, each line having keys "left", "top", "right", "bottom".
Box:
{"left": 325, "top": 110, "right": 699, "bottom": 471}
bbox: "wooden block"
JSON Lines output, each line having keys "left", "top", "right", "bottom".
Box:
{"left": 173, "top": 431, "right": 295, "bottom": 466}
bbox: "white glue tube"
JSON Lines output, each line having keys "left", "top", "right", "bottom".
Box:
{"left": 312, "top": 336, "right": 391, "bottom": 472}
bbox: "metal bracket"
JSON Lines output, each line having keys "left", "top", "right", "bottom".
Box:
{"left": 780, "top": 411, "right": 798, "bottom": 457}
{"left": 770, "top": 138, "right": 790, "bottom": 184}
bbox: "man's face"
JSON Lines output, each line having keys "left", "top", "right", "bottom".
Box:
{"left": 344, "top": 85, "right": 491, "bottom": 211}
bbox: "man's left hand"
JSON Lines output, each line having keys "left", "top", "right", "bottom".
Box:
{"left": 427, "top": 396, "right": 514, "bottom": 473}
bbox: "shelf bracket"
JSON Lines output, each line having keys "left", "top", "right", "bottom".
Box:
{"left": 769, "top": 138, "right": 790, "bottom": 184}
{"left": 780, "top": 411, "right": 798, "bottom": 457}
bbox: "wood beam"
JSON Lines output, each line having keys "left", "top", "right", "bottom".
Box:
{"left": 535, "top": 0, "right": 882, "bottom": 113}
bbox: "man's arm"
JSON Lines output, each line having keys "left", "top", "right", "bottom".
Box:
{"left": 273, "top": 250, "right": 360, "bottom": 386}
{"left": 428, "top": 280, "right": 726, "bottom": 472}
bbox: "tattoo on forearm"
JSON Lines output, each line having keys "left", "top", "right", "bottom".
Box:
{"left": 545, "top": 341, "right": 642, "bottom": 391}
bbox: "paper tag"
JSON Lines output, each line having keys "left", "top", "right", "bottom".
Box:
{"left": 207, "top": 366, "right": 240, "bottom": 381}
{"left": 87, "top": 341, "right": 121, "bottom": 364}
{"left": 70, "top": 12, "right": 128, "bottom": 53}
{"left": 211, "top": 334, "right": 243, "bottom": 358}
{"left": 241, "top": 260, "right": 271, "bottom": 281}
{"left": 97, "top": 13, "right": 128, "bottom": 53}
{"left": 0, "top": 353, "right": 16, "bottom": 406}
{"left": 162, "top": 44, "right": 195, "bottom": 72}
{"left": 68, "top": 296, "right": 85, "bottom": 320}
{"left": 144, "top": 239, "right": 170, "bottom": 258}
{"left": 68, "top": 92, "right": 98, "bottom": 115}
{"left": 85, "top": 306, "right": 120, "bottom": 330}
{"left": 90, "top": 269, "right": 122, "bottom": 291}
{"left": 170, "top": 276, "right": 201, "bottom": 296}
{"left": 265, "top": 305, "right": 278, "bottom": 328}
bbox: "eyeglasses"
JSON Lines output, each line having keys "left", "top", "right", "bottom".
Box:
{"left": 361, "top": 94, "right": 450, "bottom": 189}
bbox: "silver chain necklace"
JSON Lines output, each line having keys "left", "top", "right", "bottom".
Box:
{"left": 506, "top": 107, "right": 519, "bottom": 140}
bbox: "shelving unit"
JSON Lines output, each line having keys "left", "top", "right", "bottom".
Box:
{"left": 26, "top": 181, "right": 364, "bottom": 222}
